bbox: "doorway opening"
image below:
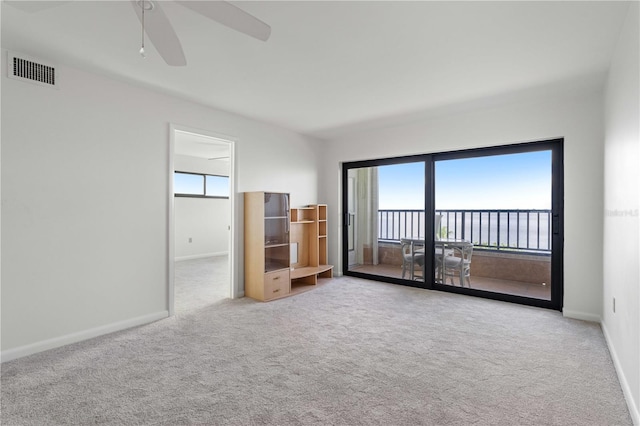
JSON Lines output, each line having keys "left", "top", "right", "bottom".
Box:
{"left": 169, "top": 126, "right": 236, "bottom": 315}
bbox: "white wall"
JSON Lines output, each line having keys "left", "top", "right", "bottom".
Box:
{"left": 174, "top": 197, "right": 230, "bottom": 260}
{"left": 319, "top": 87, "right": 605, "bottom": 322}
{"left": 602, "top": 3, "right": 640, "bottom": 423}
{"left": 1, "top": 53, "right": 320, "bottom": 359}
{"left": 173, "top": 154, "right": 230, "bottom": 260}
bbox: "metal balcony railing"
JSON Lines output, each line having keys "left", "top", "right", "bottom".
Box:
{"left": 378, "top": 209, "right": 551, "bottom": 254}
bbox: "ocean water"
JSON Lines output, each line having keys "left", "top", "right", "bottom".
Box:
{"left": 379, "top": 210, "right": 551, "bottom": 252}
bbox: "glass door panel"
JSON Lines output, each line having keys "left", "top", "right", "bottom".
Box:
{"left": 264, "top": 193, "right": 290, "bottom": 272}
{"left": 346, "top": 162, "right": 428, "bottom": 282}
{"left": 434, "top": 151, "right": 553, "bottom": 300}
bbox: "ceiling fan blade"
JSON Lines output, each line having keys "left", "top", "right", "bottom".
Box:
{"left": 130, "top": 0, "right": 186, "bottom": 66}
{"left": 176, "top": 1, "right": 271, "bottom": 41}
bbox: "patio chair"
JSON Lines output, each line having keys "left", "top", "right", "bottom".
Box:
{"left": 442, "top": 242, "right": 473, "bottom": 287}
{"left": 400, "top": 238, "right": 424, "bottom": 281}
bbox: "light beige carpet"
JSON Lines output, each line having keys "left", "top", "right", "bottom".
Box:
{"left": 174, "top": 256, "right": 230, "bottom": 313}
{"left": 1, "top": 276, "right": 632, "bottom": 425}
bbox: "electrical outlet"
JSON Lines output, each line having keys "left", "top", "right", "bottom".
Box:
{"left": 188, "top": 237, "right": 192, "bottom": 243}
{"left": 613, "top": 297, "right": 616, "bottom": 313}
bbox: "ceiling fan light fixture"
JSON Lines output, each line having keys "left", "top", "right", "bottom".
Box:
{"left": 136, "top": 0, "right": 154, "bottom": 11}
{"left": 138, "top": 0, "right": 149, "bottom": 59}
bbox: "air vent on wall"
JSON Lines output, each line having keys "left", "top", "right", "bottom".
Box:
{"left": 7, "top": 52, "right": 58, "bottom": 88}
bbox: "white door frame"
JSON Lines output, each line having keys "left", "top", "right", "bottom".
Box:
{"left": 168, "top": 123, "right": 237, "bottom": 316}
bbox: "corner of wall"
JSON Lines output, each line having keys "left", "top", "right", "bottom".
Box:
{"left": 601, "top": 321, "right": 640, "bottom": 425}
{"left": 562, "top": 309, "right": 601, "bottom": 323}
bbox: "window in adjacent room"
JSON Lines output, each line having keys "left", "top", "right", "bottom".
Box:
{"left": 174, "top": 171, "right": 229, "bottom": 198}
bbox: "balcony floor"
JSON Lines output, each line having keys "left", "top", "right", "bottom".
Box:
{"left": 349, "top": 263, "right": 551, "bottom": 300}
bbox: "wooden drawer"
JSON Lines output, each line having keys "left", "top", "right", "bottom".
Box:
{"left": 263, "top": 269, "right": 290, "bottom": 300}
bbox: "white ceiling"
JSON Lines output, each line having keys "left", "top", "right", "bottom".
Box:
{"left": 174, "top": 130, "right": 230, "bottom": 160}
{"left": 1, "top": 1, "right": 631, "bottom": 139}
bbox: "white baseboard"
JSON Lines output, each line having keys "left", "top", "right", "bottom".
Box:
{"left": 1, "top": 310, "right": 169, "bottom": 363}
{"left": 601, "top": 322, "right": 640, "bottom": 425}
{"left": 562, "top": 309, "right": 601, "bottom": 323}
{"left": 175, "top": 252, "right": 228, "bottom": 262}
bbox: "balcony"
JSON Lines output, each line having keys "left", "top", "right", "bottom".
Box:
{"left": 350, "top": 209, "right": 552, "bottom": 300}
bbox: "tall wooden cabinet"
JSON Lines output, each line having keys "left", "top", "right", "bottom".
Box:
{"left": 244, "top": 192, "right": 333, "bottom": 302}
{"left": 244, "top": 192, "right": 291, "bottom": 301}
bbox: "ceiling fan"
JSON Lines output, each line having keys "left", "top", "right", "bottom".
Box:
{"left": 7, "top": 0, "right": 271, "bottom": 66}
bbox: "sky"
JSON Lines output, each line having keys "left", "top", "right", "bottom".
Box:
{"left": 174, "top": 173, "right": 229, "bottom": 197}
{"left": 377, "top": 150, "right": 552, "bottom": 210}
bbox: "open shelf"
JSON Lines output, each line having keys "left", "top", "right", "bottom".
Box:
{"left": 290, "top": 276, "right": 331, "bottom": 296}
{"left": 291, "top": 265, "right": 334, "bottom": 290}
{"left": 290, "top": 264, "right": 334, "bottom": 280}
{"left": 318, "top": 220, "right": 327, "bottom": 237}
{"left": 291, "top": 207, "right": 316, "bottom": 223}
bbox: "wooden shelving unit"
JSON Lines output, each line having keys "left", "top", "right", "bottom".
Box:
{"left": 245, "top": 194, "right": 333, "bottom": 302}
{"left": 290, "top": 204, "right": 333, "bottom": 294}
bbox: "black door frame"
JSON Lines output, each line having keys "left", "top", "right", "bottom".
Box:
{"left": 341, "top": 138, "right": 564, "bottom": 311}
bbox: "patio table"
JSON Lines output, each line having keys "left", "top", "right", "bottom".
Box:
{"left": 405, "top": 238, "right": 472, "bottom": 283}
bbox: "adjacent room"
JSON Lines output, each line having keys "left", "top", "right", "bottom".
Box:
{"left": 1, "top": 1, "right": 638, "bottom": 424}
{"left": 173, "top": 130, "right": 232, "bottom": 312}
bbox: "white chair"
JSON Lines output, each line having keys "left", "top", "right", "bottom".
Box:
{"left": 441, "top": 243, "right": 473, "bottom": 287}
{"left": 400, "top": 238, "right": 424, "bottom": 280}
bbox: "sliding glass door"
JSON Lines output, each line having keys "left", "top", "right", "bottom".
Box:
{"left": 342, "top": 139, "right": 563, "bottom": 310}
